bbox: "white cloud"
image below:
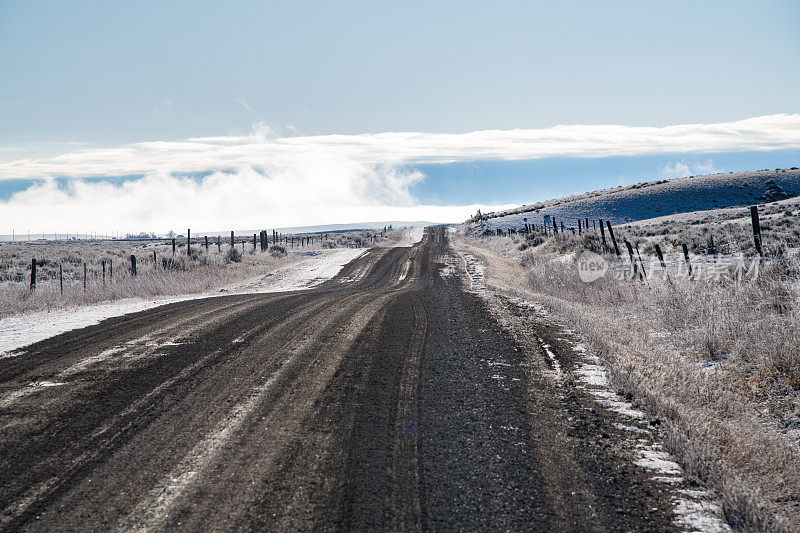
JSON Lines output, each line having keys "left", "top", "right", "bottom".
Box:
{"left": 661, "top": 158, "right": 719, "bottom": 178}
{"left": 2, "top": 114, "right": 799, "bottom": 180}
{"left": 1, "top": 114, "right": 799, "bottom": 233}
{"left": 0, "top": 162, "right": 510, "bottom": 234}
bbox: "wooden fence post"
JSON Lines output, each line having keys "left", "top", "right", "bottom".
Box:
{"left": 217, "top": 235, "right": 221, "bottom": 252}
{"left": 578, "top": 219, "right": 582, "bottom": 235}
{"left": 599, "top": 218, "right": 607, "bottom": 247}
{"left": 60, "top": 264, "right": 63, "bottom": 294}
{"left": 109, "top": 259, "right": 112, "bottom": 284}
{"left": 30, "top": 257, "right": 36, "bottom": 290}
{"left": 750, "top": 205, "right": 763, "bottom": 256}
{"left": 205, "top": 235, "right": 209, "bottom": 251}
{"left": 102, "top": 260, "right": 106, "bottom": 285}
{"left": 230, "top": 231, "right": 234, "bottom": 248}
{"left": 635, "top": 242, "right": 646, "bottom": 279}
{"left": 130, "top": 255, "right": 137, "bottom": 276}
{"left": 682, "top": 244, "right": 692, "bottom": 277}
{"left": 552, "top": 217, "right": 558, "bottom": 234}
{"left": 624, "top": 240, "right": 638, "bottom": 278}
{"left": 83, "top": 263, "right": 87, "bottom": 292}
{"left": 253, "top": 233, "right": 257, "bottom": 251}
{"left": 605, "top": 221, "right": 621, "bottom": 256}
{"left": 654, "top": 243, "right": 666, "bottom": 268}
{"left": 172, "top": 238, "right": 176, "bottom": 255}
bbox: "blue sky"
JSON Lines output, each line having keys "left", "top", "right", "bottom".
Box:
{"left": 1, "top": 1, "right": 799, "bottom": 232}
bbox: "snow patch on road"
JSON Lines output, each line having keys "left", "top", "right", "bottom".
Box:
{"left": 0, "top": 302, "right": 184, "bottom": 359}
{"left": 569, "top": 349, "right": 730, "bottom": 531}
{"left": 460, "top": 252, "right": 486, "bottom": 292}
{"left": 0, "top": 248, "right": 364, "bottom": 358}
{"left": 397, "top": 259, "right": 411, "bottom": 282}
{"left": 571, "top": 352, "right": 729, "bottom": 532}
{"left": 635, "top": 442, "right": 683, "bottom": 475}
{"left": 574, "top": 361, "right": 610, "bottom": 387}
{"left": 395, "top": 227, "right": 425, "bottom": 246}
{"left": 538, "top": 338, "right": 563, "bottom": 380}
{"left": 437, "top": 253, "right": 460, "bottom": 279}
{"left": 408, "top": 227, "right": 425, "bottom": 244}
{"left": 232, "top": 249, "right": 365, "bottom": 293}
{"left": 673, "top": 497, "right": 730, "bottom": 533}
{"left": 380, "top": 227, "right": 426, "bottom": 247}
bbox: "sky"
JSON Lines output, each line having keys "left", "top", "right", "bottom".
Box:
{"left": 1, "top": 0, "right": 799, "bottom": 235}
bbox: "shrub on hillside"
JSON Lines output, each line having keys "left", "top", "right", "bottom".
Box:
{"left": 518, "top": 234, "right": 545, "bottom": 250}
{"left": 226, "top": 248, "right": 242, "bottom": 263}
{"left": 161, "top": 256, "right": 187, "bottom": 271}
{"left": 269, "top": 246, "right": 287, "bottom": 258}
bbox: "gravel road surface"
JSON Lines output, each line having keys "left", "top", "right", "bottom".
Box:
{"left": 0, "top": 227, "right": 679, "bottom": 531}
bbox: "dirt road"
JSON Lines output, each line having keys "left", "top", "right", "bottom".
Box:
{"left": 0, "top": 228, "right": 679, "bottom": 531}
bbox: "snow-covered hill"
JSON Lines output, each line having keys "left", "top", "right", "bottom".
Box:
{"left": 472, "top": 168, "right": 800, "bottom": 232}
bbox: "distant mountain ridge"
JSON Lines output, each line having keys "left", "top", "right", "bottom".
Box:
{"left": 471, "top": 167, "right": 800, "bottom": 231}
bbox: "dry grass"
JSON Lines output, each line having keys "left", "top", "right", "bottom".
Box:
{"left": 0, "top": 230, "right": 381, "bottom": 317}
{"left": 622, "top": 199, "right": 800, "bottom": 257}
{"left": 454, "top": 227, "right": 800, "bottom": 532}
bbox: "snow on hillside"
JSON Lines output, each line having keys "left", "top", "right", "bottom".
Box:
{"left": 472, "top": 168, "right": 800, "bottom": 233}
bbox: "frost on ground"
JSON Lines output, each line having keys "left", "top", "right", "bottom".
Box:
{"left": 453, "top": 243, "right": 731, "bottom": 532}
{"left": 0, "top": 248, "right": 363, "bottom": 358}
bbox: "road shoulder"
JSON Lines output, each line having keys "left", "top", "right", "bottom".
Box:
{"left": 449, "top": 234, "right": 731, "bottom": 532}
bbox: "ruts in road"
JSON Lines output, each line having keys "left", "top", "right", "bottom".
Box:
{"left": 1, "top": 227, "right": 679, "bottom": 531}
